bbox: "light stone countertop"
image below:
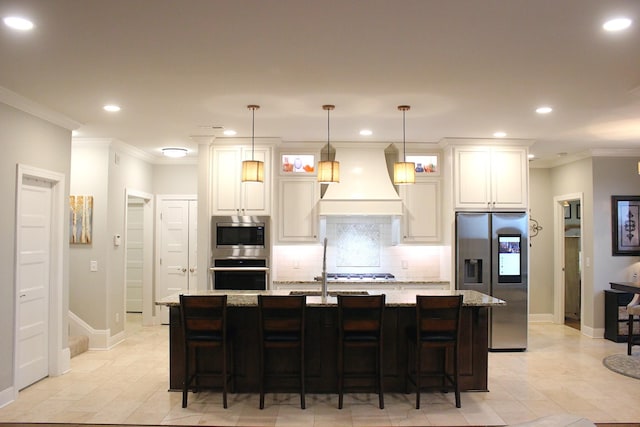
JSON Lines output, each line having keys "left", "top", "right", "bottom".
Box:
{"left": 156, "top": 288, "right": 505, "bottom": 307}
{"left": 273, "top": 280, "right": 450, "bottom": 286}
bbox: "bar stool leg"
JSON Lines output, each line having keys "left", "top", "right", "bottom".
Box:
{"left": 259, "top": 345, "right": 265, "bottom": 409}
{"left": 338, "top": 341, "right": 344, "bottom": 409}
{"left": 182, "top": 347, "right": 189, "bottom": 408}
{"left": 378, "top": 341, "right": 384, "bottom": 409}
{"left": 300, "top": 345, "right": 306, "bottom": 409}
{"left": 629, "top": 314, "right": 635, "bottom": 356}
{"left": 415, "top": 343, "right": 421, "bottom": 409}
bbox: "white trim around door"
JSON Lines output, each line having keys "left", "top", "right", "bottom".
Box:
{"left": 14, "top": 164, "right": 68, "bottom": 399}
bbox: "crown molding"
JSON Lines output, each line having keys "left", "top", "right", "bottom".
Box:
{"left": 0, "top": 85, "right": 82, "bottom": 130}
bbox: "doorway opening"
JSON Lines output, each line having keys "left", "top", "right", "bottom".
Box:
{"left": 124, "top": 189, "right": 153, "bottom": 331}
{"left": 563, "top": 200, "right": 581, "bottom": 330}
{"left": 553, "top": 193, "right": 584, "bottom": 330}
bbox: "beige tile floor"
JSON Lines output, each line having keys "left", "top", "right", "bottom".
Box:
{"left": 1, "top": 314, "right": 639, "bottom": 426}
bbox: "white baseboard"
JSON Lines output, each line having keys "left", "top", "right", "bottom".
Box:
{"left": 68, "top": 311, "right": 111, "bottom": 350}
{"left": 0, "top": 385, "right": 16, "bottom": 409}
{"left": 529, "top": 313, "right": 554, "bottom": 323}
{"left": 581, "top": 325, "right": 604, "bottom": 339}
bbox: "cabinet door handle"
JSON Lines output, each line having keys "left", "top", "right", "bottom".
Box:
{"left": 181, "top": 268, "right": 187, "bottom": 273}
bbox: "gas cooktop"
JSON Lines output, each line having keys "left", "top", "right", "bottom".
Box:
{"left": 326, "top": 273, "right": 395, "bottom": 281}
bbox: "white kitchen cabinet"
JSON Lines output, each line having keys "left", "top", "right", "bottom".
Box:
{"left": 453, "top": 146, "right": 528, "bottom": 210}
{"left": 278, "top": 178, "right": 318, "bottom": 242}
{"left": 400, "top": 179, "right": 441, "bottom": 243}
{"left": 211, "top": 146, "right": 272, "bottom": 215}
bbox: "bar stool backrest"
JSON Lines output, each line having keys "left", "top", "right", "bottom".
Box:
{"left": 259, "top": 295, "right": 306, "bottom": 342}
{"left": 416, "top": 295, "right": 463, "bottom": 343}
{"left": 180, "top": 294, "right": 227, "bottom": 343}
{"left": 338, "top": 295, "right": 385, "bottom": 340}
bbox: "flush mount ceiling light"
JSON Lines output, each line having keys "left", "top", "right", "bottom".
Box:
{"left": 393, "top": 105, "right": 415, "bottom": 185}
{"left": 162, "top": 147, "right": 188, "bottom": 158}
{"left": 103, "top": 104, "right": 121, "bottom": 112}
{"left": 3, "top": 16, "right": 34, "bottom": 30}
{"left": 241, "top": 105, "right": 264, "bottom": 183}
{"left": 317, "top": 104, "right": 340, "bottom": 184}
{"left": 603, "top": 17, "right": 632, "bottom": 32}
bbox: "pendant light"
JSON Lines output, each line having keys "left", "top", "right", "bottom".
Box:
{"left": 393, "top": 105, "right": 415, "bottom": 185}
{"left": 241, "top": 104, "right": 264, "bottom": 183}
{"left": 317, "top": 104, "right": 340, "bottom": 183}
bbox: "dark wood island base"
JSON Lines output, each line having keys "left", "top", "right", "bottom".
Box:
{"left": 161, "top": 290, "right": 502, "bottom": 394}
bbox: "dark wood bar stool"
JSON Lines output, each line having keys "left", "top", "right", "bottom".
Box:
{"left": 406, "top": 294, "right": 463, "bottom": 409}
{"left": 258, "top": 295, "right": 306, "bottom": 409}
{"left": 628, "top": 294, "right": 640, "bottom": 355}
{"left": 337, "top": 294, "right": 385, "bottom": 409}
{"left": 180, "top": 294, "right": 233, "bottom": 408}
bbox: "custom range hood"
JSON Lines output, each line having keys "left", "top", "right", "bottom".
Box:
{"left": 318, "top": 142, "right": 403, "bottom": 216}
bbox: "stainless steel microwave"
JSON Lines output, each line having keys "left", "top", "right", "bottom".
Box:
{"left": 211, "top": 216, "right": 270, "bottom": 249}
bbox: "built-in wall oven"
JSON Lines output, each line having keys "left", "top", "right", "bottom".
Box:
{"left": 210, "top": 216, "right": 270, "bottom": 290}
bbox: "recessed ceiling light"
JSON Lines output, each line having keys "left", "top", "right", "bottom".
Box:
{"left": 528, "top": 153, "right": 535, "bottom": 159}
{"left": 72, "top": 130, "right": 79, "bottom": 137}
{"left": 536, "top": 106, "right": 553, "bottom": 114}
{"left": 162, "top": 148, "right": 188, "bottom": 158}
{"left": 493, "top": 131, "right": 507, "bottom": 138}
{"left": 3, "top": 16, "right": 34, "bottom": 31}
{"left": 359, "top": 129, "right": 373, "bottom": 136}
{"left": 223, "top": 129, "right": 237, "bottom": 136}
{"left": 103, "top": 104, "right": 121, "bottom": 112}
{"left": 603, "top": 17, "right": 632, "bottom": 32}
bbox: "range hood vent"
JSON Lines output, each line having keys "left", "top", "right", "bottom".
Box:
{"left": 318, "top": 142, "right": 402, "bottom": 216}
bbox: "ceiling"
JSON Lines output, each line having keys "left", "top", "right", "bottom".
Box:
{"left": 1, "top": 0, "right": 639, "bottom": 166}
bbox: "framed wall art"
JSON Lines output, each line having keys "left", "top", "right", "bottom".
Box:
{"left": 611, "top": 195, "right": 640, "bottom": 256}
{"left": 70, "top": 195, "right": 93, "bottom": 244}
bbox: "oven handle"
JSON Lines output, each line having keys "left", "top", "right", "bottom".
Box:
{"left": 209, "top": 267, "right": 270, "bottom": 272}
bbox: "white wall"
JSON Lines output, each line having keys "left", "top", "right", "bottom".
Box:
{"left": 70, "top": 140, "right": 153, "bottom": 338}
{"left": 153, "top": 164, "right": 198, "bottom": 194}
{"left": 592, "top": 156, "right": 640, "bottom": 330}
{"left": 69, "top": 141, "right": 110, "bottom": 329}
{"left": 0, "top": 101, "right": 71, "bottom": 396}
{"left": 106, "top": 145, "right": 153, "bottom": 336}
{"left": 529, "top": 168, "right": 554, "bottom": 316}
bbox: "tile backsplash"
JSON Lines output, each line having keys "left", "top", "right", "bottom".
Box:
{"left": 273, "top": 216, "right": 450, "bottom": 282}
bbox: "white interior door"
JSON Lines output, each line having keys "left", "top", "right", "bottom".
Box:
{"left": 188, "top": 201, "right": 198, "bottom": 287}
{"left": 157, "top": 199, "right": 197, "bottom": 324}
{"left": 17, "top": 177, "right": 52, "bottom": 390}
{"left": 126, "top": 198, "right": 144, "bottom": 313}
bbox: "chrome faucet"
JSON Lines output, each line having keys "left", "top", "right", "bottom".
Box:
{"left": 313, "top": 237, "right": 329, "bottom": 299}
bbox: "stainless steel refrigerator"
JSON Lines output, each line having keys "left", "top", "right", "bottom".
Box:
{"left": 455, "top": 212, "right": 528, "bottom": 351}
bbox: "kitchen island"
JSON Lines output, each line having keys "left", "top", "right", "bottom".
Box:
{"left": 157, "top": 289, "right": 504, "bottom": 393}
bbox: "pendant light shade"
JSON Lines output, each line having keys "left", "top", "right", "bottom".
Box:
{"left": 393, "top": 105, "right": 415, "bottom": 185}
{"left": 241, "top": 105, "right": 264, "bottom": 182}
{"left": 317, "top": 104, "right": 340, "bottom": 184}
